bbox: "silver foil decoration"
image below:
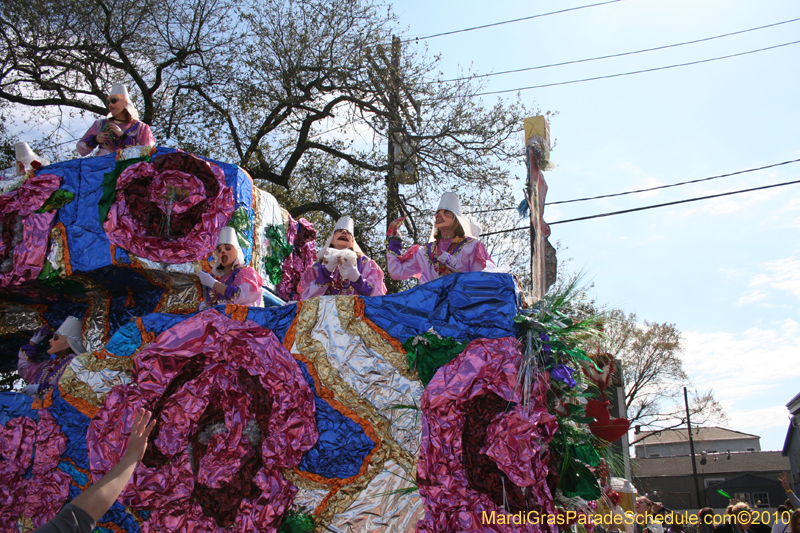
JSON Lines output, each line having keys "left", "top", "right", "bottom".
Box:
{"left": 326, "top": 460, "right": 423, "bottom": 533}
{"left": 310, "top": 298, "right": 424, "bottom": 457}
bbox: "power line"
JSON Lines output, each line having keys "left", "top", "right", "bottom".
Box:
{"left": 466, "top": 157, "right": 800, "bottom": 215}
{"left": 548, "top": 157, "right": 800, "bottom": 205}
{"left": 549, "top": 177, "right": 800, "bottom": 225}
{"left": 481, "top": 178, "right": 800, "bottom": 235}
{"left": 400, "top": 0, "right": 623, "bottom": 43}
{"left": 436, "top": 17, "right": 800, "bottom": 84}
{"left": 473, "top": 39, "right": 800, "bottom": 96}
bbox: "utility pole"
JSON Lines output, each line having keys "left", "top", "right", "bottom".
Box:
{"left": 685, "top": 387, "right": 703, "bottom": 508}
{"left": 386, "top": 35, "right": 401, "bottom": 231}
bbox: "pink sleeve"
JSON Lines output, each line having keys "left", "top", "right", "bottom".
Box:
{"left": 232, "top": 266, "right": 263, "bottom": 307}
{"left": 386, "top": 244, "right": 423, "bottom": 281}
{"left": 136, "top": 123, "right": 156, "bottom": 146}
{"left": 468, "top": 240, "right": 494, "bottom": 272}
{"left": 299, "top": 264, "right": 329, "bottom": 299}
{"left": 18, "top": 347, "right": 43, "bottom": 384}
{"left": 77, "top": 120, "right": 102, "bottom": 156}
{"left": 361, "top": 259, "right": 387, "bottom": 296}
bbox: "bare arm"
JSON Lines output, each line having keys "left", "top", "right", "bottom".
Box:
{"left": 780, "top": 472, "right": 800, "bottom": 509}
{"left": 69, "top": 409, "right": 155, "bottom": 522}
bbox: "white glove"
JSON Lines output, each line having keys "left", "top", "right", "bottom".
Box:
{"left": 19, "top": 384, "right": 39, "bottom": 397}
{"left": 198, "top": 271, "right": 217, "bottom": 288}
{"left": 340, "top": 249, "right": 357, "bottom": 268}
{"left": 339, "top": 262, "right": 361, "bottom": 283}
{"left": 30, "top": 328, "right": 50, "bottom": 344}
{"left": 437, "top": 251, "right": 458, "bottom": 270}
{"left": 323, "top": 252, "right": 339, "bottom": 272}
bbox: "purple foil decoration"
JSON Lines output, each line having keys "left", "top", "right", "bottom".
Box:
{"left": 481, "top": 405, "right": 557, "bottom": 487}
{"left": 276, "top": 216, "right": 317, "bottom": 301}
{"left": 0, "top": 411, "right": 71, "bottom": 530}
{"left": 103, "top": 152, "right": 235, "bottom": 263}
{"left": 551, "top": 363, "right": 577, "bottom": 388}
{"left": 87, "top": 309, "right": 318, "bottom": 532}
{"left": 0, "top": 172, "right": 60, "bottom": 287}
{"left": 416, "top": 337, "right": 558, "bottom": 533}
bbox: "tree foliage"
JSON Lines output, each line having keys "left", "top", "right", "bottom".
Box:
{"left": 1, "top": 0, "right": 537, "bottom": 292}
{"left": 597, "top": 309, "right": 726, "bottom": 431}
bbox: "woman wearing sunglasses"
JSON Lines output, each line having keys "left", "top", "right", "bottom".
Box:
{"left": 77, "top": 83, "right": 155, "bottom": 157}
{"left": 17, "top": 316, "right": 87, "bottom": 398}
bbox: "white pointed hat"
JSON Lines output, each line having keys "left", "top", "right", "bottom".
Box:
{"left": 429, "top": 192, "right": 481, "bottom": 241}
{"left": 14, "top": 142, "right": 49, "bottom": 174}
{"left": 56, "top": 316, "right": 87, "bottom": 355}
{"left": 318, "top": 216, "right": 363, "bottom": 261}
{"left": 107, "top": 83, "right": 140, "bottom": 121}
{"left": 212, "top": 226, "right": 246, "bottom": 271}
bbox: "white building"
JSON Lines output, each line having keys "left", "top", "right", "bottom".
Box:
{"left": 634, "top": 427, "right": 761, "bottom": 458}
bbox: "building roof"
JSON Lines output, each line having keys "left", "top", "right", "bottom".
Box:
{"left": 633, "top": 427, "right": 759, "bottom": 446}
{"left": 786, "top": 392, "right": 800, "bottom": 415}
{"left": 632, "top": 451, "right": 789, "bottom": 478}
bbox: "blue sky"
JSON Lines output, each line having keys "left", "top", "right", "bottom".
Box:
{"left": 391, "top": 0, "right": 800, "bottom": 451}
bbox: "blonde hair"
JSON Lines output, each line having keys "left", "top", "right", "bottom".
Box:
{"left": 111, "top": 107, "right": 133, "bottom": 123}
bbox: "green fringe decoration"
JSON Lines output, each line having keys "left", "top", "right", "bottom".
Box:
{"left": 263, "top": 224, "right": 292, "bottom": 285}
{"left": 227, "top": 207, "right": 252, "bottom": 249}
{"left": 402, "top": 332, "right": 465, "bottom": 386}
{"left": 515, "top": 279, "right": 616, "bottom": 502}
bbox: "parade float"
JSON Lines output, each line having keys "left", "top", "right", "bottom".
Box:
{"left": 0, "top": 143, "right": 629, "bottom": 532}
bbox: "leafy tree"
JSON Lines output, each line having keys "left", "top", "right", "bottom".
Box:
{"left": 1, "top": 0, "right": 535, "bottom": 272}
{"left": 596, "top": 309, "right": 726, "bottom": 431}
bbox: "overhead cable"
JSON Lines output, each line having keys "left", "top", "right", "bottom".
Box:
{"left": 400, "top": 0, "right": 623, "bottom": 43}
{"left": 480, "top": 178, "right": 800, "bottom": 234}
{"left": 437, "top": 17, "right": 800, "bottom": 84}
{"left": 473, "top": 39, "right": 800, "bottom": 96}
{"left": 548, "top": 157, "right": 800, "bottom": 205}
{"left": 465, "top": 157, "right": 800, "bottom": 215}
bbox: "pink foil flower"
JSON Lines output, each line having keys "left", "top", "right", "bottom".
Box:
{"left": 417, "top": 337, "right": 559, "bottom": 533}
{"left": 0, "top": 411, "right": 72, "bottom": 531}
{"left": 87, "top": 309, "right": 317, "bottom": 532}
{"left": 103, "top": 151, "right": 235, "bottom": 263}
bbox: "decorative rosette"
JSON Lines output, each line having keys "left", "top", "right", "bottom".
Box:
{"left": 0, "top": 172, "right": 60, "bottom": 287}
{"left": 0, "top": 410, "right": 72, "bottom": 530}
{"left": 103, "top": 151, "right": 235, "bottom": 263}
{"left": 87, "top": 309, "right": 318, "bottom": 532}
{"left": 417, "top": 337, "right": 559, "bottom": 533}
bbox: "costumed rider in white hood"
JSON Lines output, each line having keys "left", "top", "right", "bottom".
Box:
{"left": 18, "top": 316, "right": 87, "bottom": 398}
{"left": 197, "top": 227, "right": 264, "bottom": 308}
{"left": 1, "top": 142, "right": 50, "bottom": 184}
{"left": 14, "top": 142, "right": 50, "bottom": 175}
{"left": 77, "top": 83, "right": 155, "bottom": 157}
{"left": 299, "top": 216, "right": 387, "bottom": 299}
{"left": 386, "top": 192, "right": 495, "bottom": 284}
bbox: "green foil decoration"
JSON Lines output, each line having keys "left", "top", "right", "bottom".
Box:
{"left": 227, "top": 207, "right": 252, "bottom": 249}
{"left": 277, "top": 511, "right": 315, "bottom": 533}
{"left": 402, "top": 332, "right": 465, "bottom": 386}
{"left": 34, "top": 189, "right": 75, "bottom": 213}
{"left": 263, "top": 224, "right": 292, "bottom": 285}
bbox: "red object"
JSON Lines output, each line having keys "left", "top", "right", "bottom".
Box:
{"left": 585, "top": 400, "right": 629, "bottom": 442}
{"left": 583, "top": 351, "right": 615, "bottom": 391}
